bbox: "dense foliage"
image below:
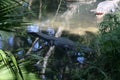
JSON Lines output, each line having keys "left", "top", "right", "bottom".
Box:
{"left": 1, "top": 0, "right": 120, "bottom": 80}
{"left": 0, "top": 0, "right": 39, "bottom": 80}
{"left": 0, "top": 0, "right": 29, "bottom": 32}
{"left": 98, "top": 13, "right": 120, "bottom": 80}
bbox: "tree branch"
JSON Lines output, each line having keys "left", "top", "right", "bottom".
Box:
{"left": 54, "top": 0, "right": 63, "bottom": 18}
{"left": 41, "top": 27, "right": 63, "bottom": 80}
{"left": 26, "top": 37, "right": 39, "bottom": 56}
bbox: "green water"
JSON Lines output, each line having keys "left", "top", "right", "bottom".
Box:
{"left": 69, "top": 3, "right": 97, "bottom": 28}
{"left": 53, "top": 2, "right": 99, "bottom": 34}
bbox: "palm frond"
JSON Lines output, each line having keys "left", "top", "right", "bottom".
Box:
{"left": 0, "top": 50, "right": 24, "bottom": 80}
{"left": 0, "top": 0, "right": 28, "bottom": 32}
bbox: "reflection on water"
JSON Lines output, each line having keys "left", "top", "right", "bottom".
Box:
{"left": 70, "top": 3, "right": 97, "bottom": 28}
{"left": 59, "top": 2, "right": 98, "bottom": 34}
{"left": 33, "top": 1, "right": 99, "bottom": 35}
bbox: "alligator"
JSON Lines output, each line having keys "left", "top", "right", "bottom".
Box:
{"left": 28, "top": 32, "right": 76, "bottom": 51}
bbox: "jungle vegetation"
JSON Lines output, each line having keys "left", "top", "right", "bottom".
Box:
{"left": 0, "top": 0, "right": 120, "bottom": 80}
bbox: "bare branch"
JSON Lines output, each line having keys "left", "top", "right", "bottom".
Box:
{"left": 26, "top": 37, "right": 39, "bottom": 55}
{"left": 54, "top": 0, "right": 63, "bottom": 18}
{"left": 39, "top": 0, "right": 42, "bottom": 19}
{"left": 41, "top": 27, "right": 63, "bottom": 80}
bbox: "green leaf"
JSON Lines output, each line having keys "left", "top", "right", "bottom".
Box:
{"left": 0, "top": 50, "right": 24, "bottom": 80}
{"left": 5, "top": 51, "right": 24, "bottom": 80}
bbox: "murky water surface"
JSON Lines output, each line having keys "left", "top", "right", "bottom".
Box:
{"left": 39, "top": 2, "right": 99, "bottom": 35}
